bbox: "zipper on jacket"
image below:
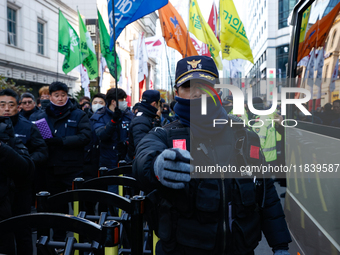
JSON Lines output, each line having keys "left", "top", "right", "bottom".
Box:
{"left": 209, "top": 139, "right": 227, "bottom": 253}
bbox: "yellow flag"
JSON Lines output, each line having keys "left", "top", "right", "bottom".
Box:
{"left": 189, "top": 0, "right": 223, "bottom": 70}
{"left": 220, "top": 0, "right": 254, "bottom": 63}
{"left": 299, "top": 7, "right": 311, "bottom": 43}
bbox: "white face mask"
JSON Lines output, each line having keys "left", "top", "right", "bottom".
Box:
{"left": 118, "top": 101, "right": 128, "bottom": 111}
{"left": 92, "top": 103, "right": 104, "bottom": 113}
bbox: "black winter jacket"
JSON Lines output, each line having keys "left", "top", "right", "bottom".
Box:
{"left": 0, "top": 117, "right": 34, "bottom": 202}
{"left": 133, "top": 120, "right": 291, "bottom": 255}
{"left": 30, "top": 101, "right": 91, "bottom": 174}
{"left": 127, "top": 102, "right": 159, "bottom": 160}
{"left": 20, "top": 106, "right": 40, "bottom": 120}
{"left": 12, "top": 114, "right": 48, "bottom": 166}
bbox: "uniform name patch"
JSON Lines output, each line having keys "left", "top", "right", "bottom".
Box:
{"left": 173, "top": 139, "right": 186, "bottom": 150}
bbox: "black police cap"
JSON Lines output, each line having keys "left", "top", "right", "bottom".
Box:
{"left": 141, "top": 90, "right": 161, "bottom": 104}
{"left": 175, "top": 56, "right": 219, "bottom": 88}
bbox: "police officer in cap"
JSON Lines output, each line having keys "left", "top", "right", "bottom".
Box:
{"left": 133, "top": 56, "right": 291, "bottom": 255}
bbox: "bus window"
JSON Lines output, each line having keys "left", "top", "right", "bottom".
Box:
{"left": 293, "top": 0, "right": 340, "bottom": 127}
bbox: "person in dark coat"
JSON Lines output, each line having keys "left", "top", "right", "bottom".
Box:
{"left": 133, "top": 56, "right": 291, "bottom": 255}
{"left": 30, "top": 81, "right": 91, "bottom": 241}
{"left": 91, "top": 88, "right": 134, "bottom": 169}
{"left": 19, "top": 92, "right": 39, "bottom": 120}
{"left": 126, "top": 90, "right": 161, "bottom": 161}
{"left": 0, "top": 116, "right": 34, "bottom": 255}
{"left": 0, "top": 89, "right": 48, "bottom": 255}
{"left": 91, "top": 88, "right": 133, "bottom": 200}
{"left": 84, "top": 93, "right": 107, "bottom": 182}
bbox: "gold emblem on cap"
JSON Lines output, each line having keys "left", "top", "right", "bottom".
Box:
{"left": 199, "top": 74, "right": 215, "bottom": 81}
{"left": 178, "top": 74, "right": 193, "bottom": 84}
{"left": 187, "top": 59, "right": 201, "bottom": 69}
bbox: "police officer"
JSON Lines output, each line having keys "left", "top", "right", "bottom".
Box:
{"left": 250, "top": 97, "right": 280, "bottom": 164}
{"left": 0, "top": 116, "right": 34, "bottom": 255}
{"left": 127, "top": 90, "right": 161, "bottom": 161}
{"left": 133, "top": 56, "right": 291, "bottom": 255}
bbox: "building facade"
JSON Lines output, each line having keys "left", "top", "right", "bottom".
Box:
{"left": 244, "top": 0, "right": 297, "bottom": 100}
{"left": 0, "top": 0, "right": 80, "bottom": 97}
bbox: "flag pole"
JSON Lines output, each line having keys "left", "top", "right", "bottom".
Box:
{"left": 165, "top": 42, "right": 173, "bottom": 99}
{"left": 111, "top": 0, "right": 122, "bottom": 148}
{"left": 111, "top": 0, "right": 119, "bottom": 109}
{"left": 185, "top": 0, "right": 190, "bottom": 57}
{"left": 77, "top": 7, "right": 83, "bottom": 93}
{"left": 57, "top": 8, "right": 60, "bottom": 81}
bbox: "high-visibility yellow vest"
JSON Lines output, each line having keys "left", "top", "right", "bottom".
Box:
{"left": 251, "top": 115, "right": 277, "bottom": 162}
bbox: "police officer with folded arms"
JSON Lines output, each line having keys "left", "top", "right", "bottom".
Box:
{"left": 133, "top": 56, "right": 291, "bottom": 255}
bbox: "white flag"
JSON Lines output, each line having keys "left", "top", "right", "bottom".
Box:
{"left": 145, "top": 36, "right": 164, "bottom": 60}
{"left": 126, "top": 75, "right": 132, "bottom": 95}
{"left": 99, "top": 56, "right": 107, "bottom": 88}
{"left": 330, "top": 58, "right": 338, "bottom": 93}
{"left": 80, "top": 64, "right": 90, "bottom": 98}
{"left": 297, "top": 55, "right": 310, "bottom": 67}
{"left": 314, "top": 47, "right": 324, "bottom": 99}
{"left": 303, "top": 49, "right": 314, "bottom": 94}
{"left": 137, "top": 32, "right": 149, "bottom": 83}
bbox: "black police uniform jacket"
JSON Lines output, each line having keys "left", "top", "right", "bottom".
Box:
{"left": 133, "top": 120, "right": 291, "bottom": 255}
{"left": 31, "top": 101, "right": 91, "bottom": 174}
{"left": 127, "top": 102, "right": 160, "bottom": 160}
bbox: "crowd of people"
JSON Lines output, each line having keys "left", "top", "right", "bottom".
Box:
{"left": 0, "top": 55, "right": 292, "bottom": 255}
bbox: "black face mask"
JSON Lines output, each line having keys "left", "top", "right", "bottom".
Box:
{"left": 40, "top": 99, "right": 50, "bottom": 109}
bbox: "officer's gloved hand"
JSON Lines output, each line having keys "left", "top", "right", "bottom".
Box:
{"left": 45, "top": 137, "right": 63, "bottom": 146}
{"left": 154, "top": 148, "right": 192, "bottom": 189}
{"left": 112, "top": 108, "right": 122, "bottom": 123}
{"left": 273, "top": 250, "right": 290, "bottom": 255}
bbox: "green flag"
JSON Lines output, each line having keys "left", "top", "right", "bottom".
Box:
{"left": 78, "top": 11, "right": 98, "bottom": 80}
{"left": 97, "top": 10, "right": 121, "bottom": 81}
{"left": 58, "top": 10, "right": 82, "bottom": 74}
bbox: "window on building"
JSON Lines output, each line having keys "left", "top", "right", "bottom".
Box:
{"left": 264, "top": 51, "right": 266, "bottom": 60}
{"left": 276, "top": 44, "right": 289, "bottom": 78}
{"left": 37, "top": 22, "right": 44, "bottom": 55}
{"left": 279, "top": 0, "right": 297, "bottom": 29}
{"left": 264, "top": 21, "right": 266, "bottom": 29}
{"left": 331, "top": 30, "right": 337, "bottom": 49}
{"left": 262, "top": 27, "right": 263, "bottom": 34}
{"left": 324, "top": 65, "right": 329, "bottom": 82}
{"left": 265, "top": 0, "right": 266, "bottom": 7}
{"left": 262, "top": 7, "right": 263, "bottom": 14}
{"left": 7, "top": 7, "right": 17, "bottom": 46}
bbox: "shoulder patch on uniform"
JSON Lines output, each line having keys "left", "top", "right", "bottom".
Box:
{"left": 136, "top": 112, "right": 143, "bottom": 116}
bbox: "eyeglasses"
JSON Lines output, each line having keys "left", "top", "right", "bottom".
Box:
{"left": 22, "top": 101, "right": 33, "bottom": 105}
{"left": 0, "top": 102, "right": 16, "bottom": 108}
